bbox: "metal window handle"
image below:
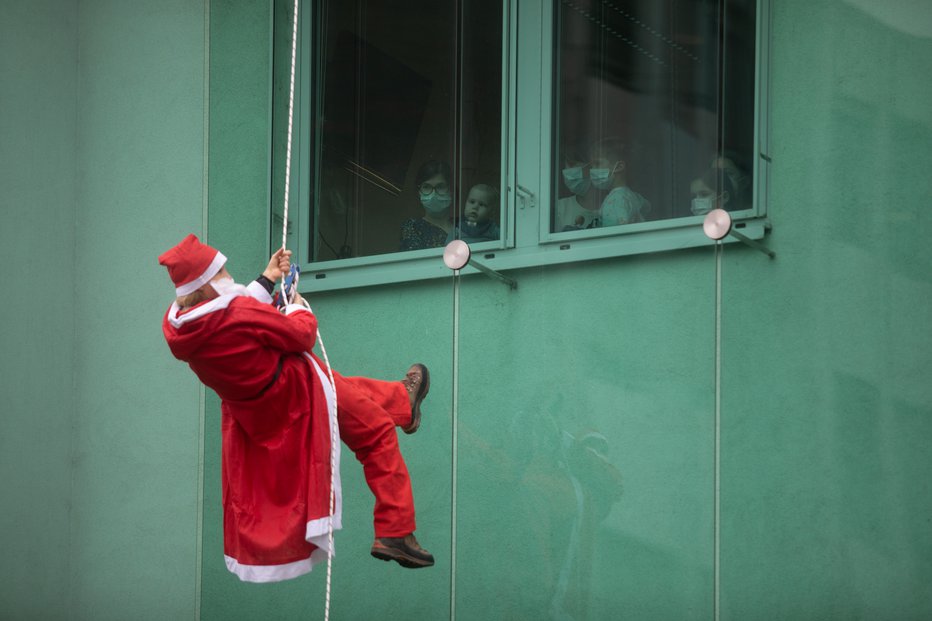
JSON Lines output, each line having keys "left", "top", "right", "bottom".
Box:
{"left": 515, "top": 184, "right": 536, "bottom": 209}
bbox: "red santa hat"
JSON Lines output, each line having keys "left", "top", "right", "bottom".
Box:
{"left": 158, "top": 234, "right": 227, "bottom": 297}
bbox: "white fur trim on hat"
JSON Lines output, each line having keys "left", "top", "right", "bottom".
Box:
{"left": 175, "top": 251, "right": 227, "bottom": 296}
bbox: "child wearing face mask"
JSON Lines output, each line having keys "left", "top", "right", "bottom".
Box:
{"left": 400, "top": 159, "right": 455, "bottom": 251}
{"left": 589, "top": 138, "right": 651, "bottom": 227}
{"left": 446, "top": 183, "right": 501, "bottom": 244}
{"left": 554, "top": 145, "right": 603, "bottom": 232}
{"left": 689, "top": 168, "right": 735, "bottom": 215}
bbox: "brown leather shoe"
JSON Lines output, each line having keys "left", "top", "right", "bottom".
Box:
{"left": 401, "top": 363, "right": 429, "bottom": 434}
{"left": 371, "top": 533, "right": 435, "bottom": 568}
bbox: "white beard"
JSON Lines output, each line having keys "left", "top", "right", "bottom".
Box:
{"left": 210, "top": 277, "right": 250, "bottom": 298}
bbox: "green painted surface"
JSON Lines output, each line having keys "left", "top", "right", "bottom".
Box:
{"left": 201, "top": 0, "right": 278, "bottom": 616}
{"left": 1, "top": 0, "right": 206, "bottom": 618}
{"left": 4, "top": 0, "right": 928, "bottom": 618}
{"left": 0, "top": 1, "right": 77, "bottom": 617}
{"left": 453, "top": 256, "right": 717, "bottom": 619}
{"left": 205, "top": 2, "right": 932, "bottom": 620}
{"left": 719, "top": 2, "right": 932, "bottom": 619}
{"left": 69, "top": 1, "right": 206, "bottom": 618}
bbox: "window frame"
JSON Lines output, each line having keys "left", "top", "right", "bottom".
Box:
{"left": 286, "top": 0, "right": 772, "bottom": 292}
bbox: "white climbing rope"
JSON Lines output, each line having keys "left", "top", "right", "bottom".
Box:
{"left": 280, "top": 0, "right": 297, "bottom": 255}
{"left": 280, "top": 1, "right": 338, "bottom": 619}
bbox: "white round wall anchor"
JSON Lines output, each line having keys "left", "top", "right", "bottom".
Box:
{"left": 703, "top": 208, "right": 733, "bottom": 241}
{"left": 443, "top": 239, "right": 471, "bottom": 270}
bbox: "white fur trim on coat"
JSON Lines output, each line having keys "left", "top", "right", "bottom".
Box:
{"left": 224, "top": 356, "right": 342, "bottom": 584}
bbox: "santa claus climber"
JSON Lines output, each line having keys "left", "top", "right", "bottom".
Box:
{"left": 159, "top": 234, "right": 433, "bottom": 583}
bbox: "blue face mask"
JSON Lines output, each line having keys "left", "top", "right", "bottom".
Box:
{"left": 420, "top": 191, "right": 452, "bottom": 214}
{"left": 590, "top": 164, "right": 618, "bottom": 190}
{"left": 691, "top": 196, "right": 714, "bottom": 215}
{"left": 562, "top": 167, "right": 591, "bottom": 196}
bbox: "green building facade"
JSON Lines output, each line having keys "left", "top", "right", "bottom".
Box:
{"left": 2, "top": 1, "right": 930, "bottom": 619}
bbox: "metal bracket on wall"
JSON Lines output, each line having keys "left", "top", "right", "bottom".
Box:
{"left": 702, "top": 209, "right": 775, "bottom": 258}
{"left": 443, "top": 240, "right": 518, "bottom": 289}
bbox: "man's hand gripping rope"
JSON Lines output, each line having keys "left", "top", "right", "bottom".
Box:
{"left": 269, "top": 248, "right": 309, "bottom": 310}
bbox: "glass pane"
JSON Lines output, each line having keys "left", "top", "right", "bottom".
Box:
{"left": 453, "top": 250, "right": 717, "bottom": 618}
{"left": 552, "top": 0, "right": 756, "bottom": 234}
{"left": 307, "top": 0, "right": 503, "bottom": 261}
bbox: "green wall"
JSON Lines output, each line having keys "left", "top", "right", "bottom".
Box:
{"left": 70, "top": 1, "right": 206, "bottom": 618}
{"left": 205, "top": 1, "right": 932, "bottom": 619}
{"left": 201, "top": 0, "right": 278, "bottom": 613}
{"left": 721, "top": 1, "right": 932, "bottom": 618}
{"left": 0, "top": 2, "right": 77, "bottom": 617}
{"left": 1, "top": 0, "right": 206, "bottom": 618}
{"left": 3, "top": 0, "right": 929, "bottom": 619}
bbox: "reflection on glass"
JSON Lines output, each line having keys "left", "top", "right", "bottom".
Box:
{"left": 553, "top": 0, "right": 757, "bottom": 232}
{"left": 308, "top": 0, "right": 503, "bottom": 261}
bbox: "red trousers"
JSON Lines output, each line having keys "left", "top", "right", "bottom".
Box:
{"left": 332, "top": 372, "right": 416, "bottom": 538}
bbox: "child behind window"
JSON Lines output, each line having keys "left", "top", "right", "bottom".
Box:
{"left": 447, "top": 183, "right": 501, "bottom": 244}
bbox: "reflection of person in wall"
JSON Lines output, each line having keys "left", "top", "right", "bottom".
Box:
{"left": 550, "top": 428, "right": 624, "bottom": 620}
{"left": 159, "top": 235, "right": 435, "bottom": 581}
{"left": 446, "top": 183, "right": 501, "bottom": 244}
{"left": 689, "top": 168, "right": 736, "bottom": 216}
{"left": 400, "top": 159, "right": 454, "bottom": 250}
{"left": 495, "top": 405, "right": 623, "bottom": 618}
{"left": 554, "top": 143, "right": 602, "bottom": 231}
{"left": 590, "top": 138, "right": 651, "bottom": 226}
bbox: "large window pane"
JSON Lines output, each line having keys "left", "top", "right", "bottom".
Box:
{"left": 307, "top": 0, "right": 503, "bottom": 262}
{"left": 552, "top": 0, "right": 756, "bottom": 234}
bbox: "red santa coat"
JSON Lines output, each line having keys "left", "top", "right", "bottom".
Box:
{"left": 162, "top": 282, "right": 341, "bottom": 583}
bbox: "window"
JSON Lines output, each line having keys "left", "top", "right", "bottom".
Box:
{"left": 551, "top": 0, "right": 758, "bottom": 233}
{"left": 277, "top": 0, "right": 770, "bottom": 290}
{"left": 280, "top": 0, "right": 505, "bottom": 269}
